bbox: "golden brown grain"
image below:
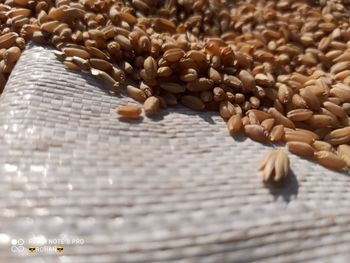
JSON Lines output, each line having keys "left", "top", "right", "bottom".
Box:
{"left": 64, "top": 61, "right": 79, "bottom": 71}
{"left": 247, "top": 110, "right": 271, "bottom": 122}
{"left": 63, "top": 47, "right": 90, "bottom": 59}
{"left": 299, "top": 88, "right": 321, "bottom": 111}
{"left": 312, "top": 140, "right": 333, "bottom": 152}
{"left": 248, "top": 111, "right": 260, "bottom": 125}
{"left": 181, "top": 95, "right": 205, "bottom": 111}
{"left": 239, "top": 70, "right": 255, "bottom": 91}
{"left": 213, "top": 87, "right": 226, "bottom": 102}
{"left": 283, "top": 130, "right": 315, "bottom": 144}
{"left": 72, "top": 56, "right": 90, "bottom": 71}
{"left": 180, "top": 68, "right": 198, "bottom": 82}
{"left": 220, "top": 101, "right": 235, "bottom": 119}
{"left": 268, "top": 108, "right": 295, "bottom": 129}
{"left": 157, "top": 66, "right": 172, "bottom": 77}
{"left": 227, "top": 115, "right": 242, "bottom": 135}
{"left": 323, "top": 101, "right": 347, "bottom": 119}
{"left": 286, "top": 109, "right": 313, "bottom": 122}
{"left": 337, "top": 144, "right": 350, "bottom": 167}
{"left": 0, "top": 33, "right": 18, "bottom": 49}
{"left": 144, "top": 96, "right": 160, "bottom": 117}
{"left": 324, "top": 127, "right": 350, "bottom": 145}
{"left": 90, "top": 68, "right": 119, "bottom": 91}
{"left": 287, "top": 141, "right": 315, "bottom": 157}
{"left": 261, "top": 118, "right": 275, "bottom": 132}
{"left": 89, "top": 58, "right": 112, "bottom": 71}
{"left": 242, "top": 116, "right": 250, "bottom": 126}
{"left": 315, "top": 151, "right": 347, "bottom": 171}
{"left": 270, "top": 125, "right": 285, "bottom": 142}
{"left": 163, "top": 48, "right": 185, "bottom": 62}
{"left": 144, "top": 56, "right": 157, "bottom": 79}
{"left": 126, "top": 85, "right": 147, "bottom": 102}
{"left": 244, "top": 124, "right": 268, "bottom": 142}
{"left": 117, "top": 105, "right": 142, "bottom": 119}
{"left": 307, "top": 115, "right": 334, "bottom": 129}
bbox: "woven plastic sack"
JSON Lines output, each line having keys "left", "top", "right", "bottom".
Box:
{"left": 0, "top": 44, "right": 349, "bottom": 262}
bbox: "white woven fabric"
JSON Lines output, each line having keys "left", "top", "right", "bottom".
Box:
{"left": 0, "top": 44, "right": 349, "bottom": 262}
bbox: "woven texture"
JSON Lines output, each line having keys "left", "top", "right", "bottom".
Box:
{"left": 0, "top": 44, "right": 350, "bottom": 263}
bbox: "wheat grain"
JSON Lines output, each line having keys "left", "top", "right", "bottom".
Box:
{"left": 287, "top": 141, "right": 315, "bottom": 157}
{"left": 244, "top": 124, "right": 268, "bottom": 142}
{"left": 1, "top": 0, "right": 350, "bottom": 177}
{"left": 227, "top": 115, "right": 242, "bottom": 135}
{"left": 337, "top": 144, "right": 350, "bottom": 167}
{"left": 117, "top": 105, "right": 142, "bottom": 119}
{"left": 144, "top": 96, "right": 160, "bottom": 117}
{"left": 315, "top": 151, "right": 347, "bottom": 171}
{"left": 181, "top": 95, "right": 205, "bottom": 111}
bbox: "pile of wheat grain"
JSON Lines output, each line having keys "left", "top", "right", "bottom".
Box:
{"left": 1, "top": 0, "right": 350, "bottom": 182}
